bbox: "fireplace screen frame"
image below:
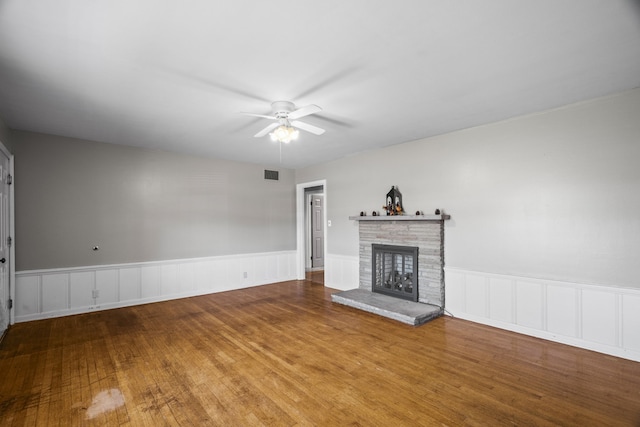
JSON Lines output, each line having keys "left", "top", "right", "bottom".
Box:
{"left": 372, "top": 244, "right": 419, "bottom": 302}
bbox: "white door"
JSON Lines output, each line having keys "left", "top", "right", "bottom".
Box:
{"left": 0, "top": 151, "right": 10, "bottom": 336}
{"left": 311, "top": 194, "right": 324, "bottom": 268}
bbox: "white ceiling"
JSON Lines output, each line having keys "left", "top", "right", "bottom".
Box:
{"left": 1, "top": 1, "right": 639, "bottom": 169}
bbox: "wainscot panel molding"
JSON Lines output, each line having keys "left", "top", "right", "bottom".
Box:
{"left": 15, "top": 251, "right": 297, "bottom": 322}
{"left": 325, "top": 253, "right": 359, "bottom": 291}
{"left": 445, "top": 267, "right": 640, "bottom": 362}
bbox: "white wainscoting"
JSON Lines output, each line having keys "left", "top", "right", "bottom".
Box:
{"left": 325, "top": 254, "right": 359, "bottom": 291}
{"left": 15, "top": 251, "right": 297, "bottom": 323}
{"left": 445, "top": 267, "right": 640, "bottom": 362}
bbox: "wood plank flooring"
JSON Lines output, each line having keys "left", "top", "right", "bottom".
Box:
{"left": 305, "top": 270, "right": 324, "bottom": 285}
{"left": 1, "top": 280, "right": 640, "bottom": 426}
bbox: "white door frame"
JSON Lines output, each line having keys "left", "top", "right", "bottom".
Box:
{"left": 0, "top": 141, "right": 14, "bottom": 326}
{"left": 296, "top": 179, "right": 327, "bottom": 280}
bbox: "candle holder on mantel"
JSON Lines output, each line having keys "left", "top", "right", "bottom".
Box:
{"left": 383, "top": 186, "right": 403, "bottom": 216}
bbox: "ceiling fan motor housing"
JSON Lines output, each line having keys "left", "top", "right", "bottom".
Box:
{"left": 243, "top": 100, "right": 325, "bottom": 138}
{"left": 271, "top": 101, "right": 296, "bottom": 118}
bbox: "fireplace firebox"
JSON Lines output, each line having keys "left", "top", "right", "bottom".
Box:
{"left": 372, "top": 244, "right": 419, "bottom": 302}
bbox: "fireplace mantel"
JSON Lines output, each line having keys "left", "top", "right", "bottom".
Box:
{"left": 349, "top": 214, "right": 450, "bottom": 221}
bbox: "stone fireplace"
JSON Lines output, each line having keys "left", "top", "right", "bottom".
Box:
{"left": 358, "top": 216, "right": 446, "bottom": 306}
{"left": 332, "top": 214, "right": 449, "bottom": 325}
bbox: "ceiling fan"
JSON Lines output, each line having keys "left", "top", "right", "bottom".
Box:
{"left": 241, "top": 101, "right": 325, "bottom": 143}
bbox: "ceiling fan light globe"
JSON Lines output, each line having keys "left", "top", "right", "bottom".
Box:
{"left": 268, "top": 125, "right": 300, "bottom": 143}
{"left": 276, "top": 126, "right": 288, "bottom": 140}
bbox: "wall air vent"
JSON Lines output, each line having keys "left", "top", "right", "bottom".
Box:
{"left": 264, "top": 170, "right": 279, "bottom": 181}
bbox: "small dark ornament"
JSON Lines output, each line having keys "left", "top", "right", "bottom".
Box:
{"left": 372, "top": 211, "right": 377, "bottom": 216}
{"left": 435, "top": 209, "right": 441, "bottom": 215}
{"left": 360, "top": 211, "right": 365, "bottom": 216}
{"left": 415, "top": 210, "right": 421, "bottom": 216}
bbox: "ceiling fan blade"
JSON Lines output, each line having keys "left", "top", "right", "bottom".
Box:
{"left": 156, "top": 67, "right": 271, "bottom": 102}
{"left": 291, "top": 120, "right": 325, "bottom": 135}
{"left": 294, "top": 66, "right": 361, "bottom": 99}
{"left": 240, "top": 112, "right": 276, "bottom": 120}
{"left": 288, "top": 104, "right": 322, "bottom": 120}
{"left": 254, "top": 122, "right": 280, "bottom": 138}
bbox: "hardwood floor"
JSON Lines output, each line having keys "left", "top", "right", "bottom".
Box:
{"left": 1, "top": 280, "right": 639, "bottom": 426}
{"left": 305, "top": 270, "right": 324, "bottom": 285}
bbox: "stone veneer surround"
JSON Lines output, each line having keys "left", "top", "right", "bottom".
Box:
{"left": 352, "top": 216, "right": 447, "bottom": 307}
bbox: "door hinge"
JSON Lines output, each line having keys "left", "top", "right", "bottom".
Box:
{"left": 6, "top": 236, "right": 11, "bottom": 247}
{"left": 8, "top": 299, "right": 13, "bottom": 310}
{"left": 6, "top": 174, "right": 12, "bottom": 185}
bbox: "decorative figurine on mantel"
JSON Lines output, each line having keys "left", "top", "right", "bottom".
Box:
{"left": 383, "top": 186, "right": 403, "bottom": 216}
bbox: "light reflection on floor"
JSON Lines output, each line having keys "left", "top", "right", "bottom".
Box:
{"left": 86, "top": 388, "right": 125, "bottom": 419}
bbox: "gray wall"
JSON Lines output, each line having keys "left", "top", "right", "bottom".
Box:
{"left": 296, "top": 88, "right": 640, "bottom": 289}
{"left": 0, "top": 117, "right": 13, "bottom": 153}
{"left": 14, "top": 131, "right": 296, "bottom": 270}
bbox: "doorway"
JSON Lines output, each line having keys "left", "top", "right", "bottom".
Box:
{"left": 310, "top": 193, "right": 324, "bottom": 269}
{"left": 0, "top": 143, "right": 13, "bottom": 340}
{"left": 296, "top": 180, "right": 327, "bottom": 285}
{"left": 305, "top": 186, "right": 324, "bottom": 284}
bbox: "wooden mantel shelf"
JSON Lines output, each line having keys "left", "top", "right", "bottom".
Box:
{"left": 349, "top": 214, "right": 450, "bottom": 221}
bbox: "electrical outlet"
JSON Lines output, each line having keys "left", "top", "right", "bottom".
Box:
{"left": 92, "top": 289, "right": 100, "bottom": 299}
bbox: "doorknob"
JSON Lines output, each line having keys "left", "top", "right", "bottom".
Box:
{"left": 0, "top": 258, "right": 5, "bottom": 263}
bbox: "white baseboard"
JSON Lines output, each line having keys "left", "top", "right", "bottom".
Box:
{"left": 445, "top": 267, "right": 640, "bottom": 362}
{"left": 15, "top": 251, "right": 297, "bottom": 323}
